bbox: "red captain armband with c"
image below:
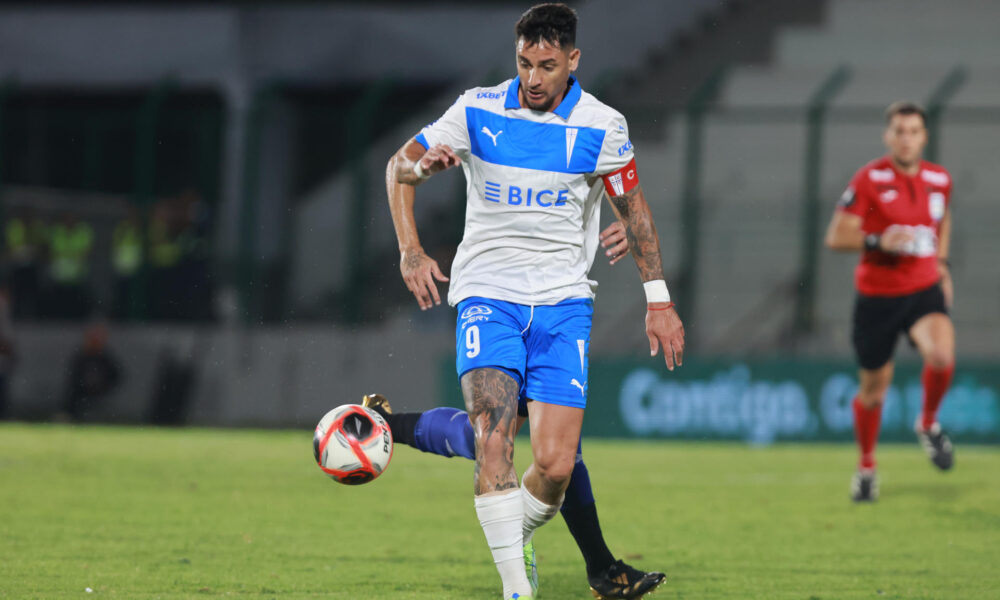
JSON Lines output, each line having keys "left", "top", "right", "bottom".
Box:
{"left": 601, "top": 158, "right": 640, "bottom": 197}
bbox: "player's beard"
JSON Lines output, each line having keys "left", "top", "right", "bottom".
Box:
{"left": 523, "top": 89, "right": 556, "bottom": 112}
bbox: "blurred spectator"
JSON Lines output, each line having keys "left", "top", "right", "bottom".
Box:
{"left": 0, "top": 284, "right": 15, "bottom": 419}
{"left": 148, "top": 343, "right": 197, "bottom": 425}
{"left": 46, "top": 213, "right": 94, "bottom": 319}
{"left": 3, "top": 206, "right": 48, "bottom": 319}
{"left": 111, "top": 208, "right": 143, "bottom": 320}
{"left": 148, "top": 201, "right": 184, "bottom": 320}
{"left": 63, "top": 321, "right": 122, "bottom": 422}
{"left": 176, "top": 188, "right": 214, "bottom": 321}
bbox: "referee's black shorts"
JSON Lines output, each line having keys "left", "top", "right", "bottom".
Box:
{"left": 852, "top": 283, "right": 948, "bottom": 371}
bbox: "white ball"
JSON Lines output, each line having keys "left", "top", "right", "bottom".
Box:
{"left": 313, "top": 404, "right": 393, "bottom": 485}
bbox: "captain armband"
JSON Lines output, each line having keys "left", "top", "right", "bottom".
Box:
{"left": 601, "top": 158, "right": 640, "bottom": 197}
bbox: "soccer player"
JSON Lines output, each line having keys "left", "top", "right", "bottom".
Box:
{"left": 386, "top": 4, "right": 684, "bottom": 598}
{"left": 364, "top": 224, "right": 667, "bottom": 600}
{"left": 824, "top": 101, "right": 956, "bottom": 503}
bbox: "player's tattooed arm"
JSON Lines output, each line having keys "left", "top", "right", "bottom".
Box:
{"left": 462, "top": 368, "right": 520, "bottom": 495}
{"left": 386, "top": 141, "right": 449, "bottom": 309}
{"left": 608, "top": 184, "right": 685, "bottom": 370}
{"left": 607, "top": 183, "right": 665, "bottom": 282}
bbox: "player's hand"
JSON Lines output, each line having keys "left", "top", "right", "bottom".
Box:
{"left": 880, "top": 224, "right": 915, "bottom": 254}
{"left": 415, "top": 144, "right": 461, "bottom": 178}
{"left": 600, "top": 221, "right": 629, "bottom": 265}
{"left": 646, "top": 304, "right": 684, "bottom": 371}
{"left": 400, "top": 248, "right": 449, "bottom": 310}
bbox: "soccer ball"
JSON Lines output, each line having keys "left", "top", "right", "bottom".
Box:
{"left": 313, "top": 404, "right": 393, "bottom": 485}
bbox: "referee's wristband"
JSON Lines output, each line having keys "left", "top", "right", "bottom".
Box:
{"left": 643, "top": 280, "right": 671, "bottom": 304}
{"left": 412, "top": 160, "right": 430, "bottom": 180}
{"left": 863, "top": 234, "right": 881, "bottom": 251}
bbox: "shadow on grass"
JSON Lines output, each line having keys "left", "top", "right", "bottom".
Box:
{"left": 883, "top": 481, "right": 961, "bottom": 501}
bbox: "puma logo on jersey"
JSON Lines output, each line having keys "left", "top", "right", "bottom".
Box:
{"left": 481, "top": 126, "right": 502, "bottom": 146}
{"left": 570, "top": 378, "right": 586, "bottom": 396}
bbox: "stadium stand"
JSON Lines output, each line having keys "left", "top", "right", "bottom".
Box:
{"left": 594, "top": 0, "right": 1000, "bottom": 358}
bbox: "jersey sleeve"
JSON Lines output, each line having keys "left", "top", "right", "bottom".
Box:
{"left": 594, "top": 114, "right": 639, "bottom": 196}
{"left": 414, "top": 94, "right": 470, "bottom": 154}
{"left": 837, "top": 168, "right": 872, "bottom": 219}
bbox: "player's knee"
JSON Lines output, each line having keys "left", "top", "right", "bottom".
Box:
{"left": 924, "top": 348, "right": 954, "bottom": 370}
{"left": 533, "top": 451, "right": 575, "bottom": 486}
{"left": 857, "top": 383, "right": 888, "bottom": 406}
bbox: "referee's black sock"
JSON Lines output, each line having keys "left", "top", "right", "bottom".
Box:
{"left": 561, "top": 502, "right": 617, "bottom": 578}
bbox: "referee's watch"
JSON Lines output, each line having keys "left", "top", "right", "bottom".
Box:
{"left": 863, "top": 234, "right": 881, "bottom": 251}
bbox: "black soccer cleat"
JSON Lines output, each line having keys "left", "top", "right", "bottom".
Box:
{"left": 850, "top": 469, "right": 879, "bottom": 502}
{"left": 915, "top": 421, "right": 954, "bottom": 471}
{"left": 362, "top": 393, "right": 392, "bottom": 417}
{"left": 588, "top": 560, "right": 666, "bottom": 599}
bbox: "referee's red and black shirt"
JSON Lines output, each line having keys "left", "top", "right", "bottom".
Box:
{"left": 838, "top": 156, "right": 952, "bottom": 297}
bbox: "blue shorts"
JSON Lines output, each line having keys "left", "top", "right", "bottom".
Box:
{"left": 455, "top": 296, "right": 593, "bottom": 410}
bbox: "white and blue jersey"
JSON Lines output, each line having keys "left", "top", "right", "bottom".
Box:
{"left": 415, "top": 75, "right": 635, "bottom": 307}
{"left": 417, "top": 76, "right": 635, "bottom": 409}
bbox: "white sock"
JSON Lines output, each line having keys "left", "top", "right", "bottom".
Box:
{"left": 475, "top": 489, "right": 532, "bottom": 599}
{"left": 521, "top": 481, "right": 562, "bottom": 544}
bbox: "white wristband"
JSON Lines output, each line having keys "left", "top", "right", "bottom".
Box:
{"left": 412, "top": 160, "right": 430, "bottom": 180}
{"left": 643, "top": 280, "right": 671, "bottom": 303}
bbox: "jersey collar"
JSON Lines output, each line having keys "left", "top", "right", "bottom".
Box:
{"left": 505, "top": 75, "right": 582, "bottom": 119}
{"left": 883, "top": 155, "right": 924, "bottom": 179}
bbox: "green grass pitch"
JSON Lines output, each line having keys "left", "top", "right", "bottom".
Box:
{"left": 1, "top": 423, "right": 998, "bottom": 599}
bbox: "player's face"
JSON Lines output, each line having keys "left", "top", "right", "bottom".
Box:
{"left": 515, "top": 37, "right": 580, "bottom": 112}
{"left": 884, "top": 113, "right": 927, "bottom": 168}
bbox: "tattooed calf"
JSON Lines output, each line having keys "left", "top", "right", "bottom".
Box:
{"left": 461, "top": 368, "right": 520, "bottom": 495}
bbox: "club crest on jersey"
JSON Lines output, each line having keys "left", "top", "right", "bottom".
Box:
{"left": 460, "top": 305, "right": 493, "bottom": 320}
{"left": 929, "top": 192, "right": 946, "bottom": 221}
{"left": 565, "top": 128, "right": 578, "bottom": 168}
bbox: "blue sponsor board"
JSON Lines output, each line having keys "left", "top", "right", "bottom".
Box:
{"left": 441, "top": 357, "right": 1000, "bottom": 444}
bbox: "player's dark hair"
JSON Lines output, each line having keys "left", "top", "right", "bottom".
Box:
{"left": 885, "top": 101, "right": 927, "bottom": 127}
{"left": 515, "top": 3, "right": 577, "bottom": 49}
